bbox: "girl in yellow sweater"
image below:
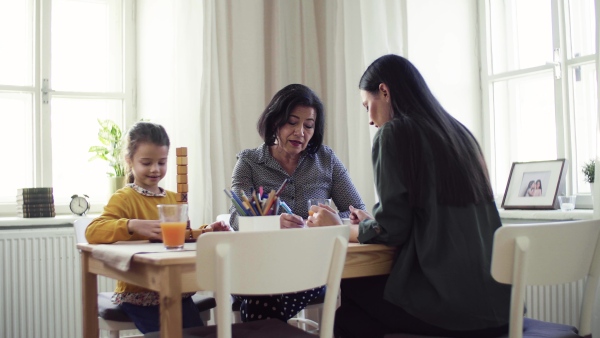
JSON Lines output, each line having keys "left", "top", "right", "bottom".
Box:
{"left": 86, "top": 121, "right": 230, "bottom": 333}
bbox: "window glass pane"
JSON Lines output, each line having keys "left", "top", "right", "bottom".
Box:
{"left": 51, "top": 98, "right": 123, "bottom": 205}
{"left": 51, "top": 0, "right": 123, "bottom": 92}
{"left": 492, "top": 72, "right": 557, "bottom": 194}
{"left": 0, "top": 0, "right": 34, "bottom": 86}
{"left": 489, "top": 0, "right": 553, "bottom": 74}
{"left": 0, "top": 92, "right": 34, "bottom": 202}
{"left": 567, "top": 0, "right": 596, "bottom": 59}
{"left": 572, "top": 62, "right": 597, "bottom": 193}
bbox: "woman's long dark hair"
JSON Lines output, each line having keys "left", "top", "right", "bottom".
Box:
{"left": 359, "top": 54, "right": 494, "bottom": 207}
{"left": 124, "top": 122, "right": 171, "bottom": 184}
{"left": 257, "top": 84, "right": 325, "bottom": 154}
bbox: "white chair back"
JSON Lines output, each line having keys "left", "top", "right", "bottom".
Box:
{"left": 491, "top": 219, "right": 600, "bottom": 338}
{"left": 196, "top": 224, "right": 350, "bottom": 338}
{"left": 74, "top": 217, "right": 94, "bottom": 244}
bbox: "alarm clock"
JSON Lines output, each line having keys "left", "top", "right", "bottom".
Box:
{"left": 70, "top": 194, "right": 91, "bottom": 216}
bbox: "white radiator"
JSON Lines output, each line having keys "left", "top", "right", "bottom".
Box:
{"left": 525, "top": 281, "right": 584, "bottom": 327}
{"left": 0, "top": 227, "right": 138, "bottom": 338}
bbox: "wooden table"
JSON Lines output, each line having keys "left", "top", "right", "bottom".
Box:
{"left": 78, "top": 242, "right": 395, "bottom": 338}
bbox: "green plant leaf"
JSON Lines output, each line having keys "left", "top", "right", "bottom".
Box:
{"left": 582, "top": 159, "right": 595, "bottom": 183}
{"left": 88, "top": 119, "right": 126, "bottom": 178}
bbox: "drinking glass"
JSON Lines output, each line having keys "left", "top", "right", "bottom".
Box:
{"left": 558, "top": 196, "right": 576, "bottom": 212}
{"left": 307, "top": 198, "right": 332, "bottom": 216}
{"left": 158, "top": 204, "right": 188, "bottom": 250}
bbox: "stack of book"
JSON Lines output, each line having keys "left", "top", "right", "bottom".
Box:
{"left": 17, "top": 187, "right": 56, "bottom": 218}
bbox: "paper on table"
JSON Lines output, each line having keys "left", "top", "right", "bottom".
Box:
{"left": 91, "top": 240, "right": 196, "bottom": 271}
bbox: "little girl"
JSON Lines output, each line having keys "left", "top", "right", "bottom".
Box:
{"left": 86, "top": 121, "right": 230, "bottom": 333}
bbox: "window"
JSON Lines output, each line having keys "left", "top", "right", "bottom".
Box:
{"left": 0, "top": 0, "right": 134, "bottom": 216}
{"left": 481, "top": 0, "right": 598, "bottom": 198}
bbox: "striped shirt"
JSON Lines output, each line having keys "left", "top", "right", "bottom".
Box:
{"left": 229, "top": 144, "right": 365, "bottom": 230}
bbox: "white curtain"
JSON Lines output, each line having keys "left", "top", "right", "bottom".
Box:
{"left": 594, "top": 0, "right": 600, "bottom": 219}
{"left": 592, "top": 1, "right": 599, "bottom": 336}
{"left": 153, "top": 0, "right": 405, "bottom": 223}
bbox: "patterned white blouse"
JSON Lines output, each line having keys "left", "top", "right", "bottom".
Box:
{"left": 229, "top": 144, "right": 365, "bottom": 230}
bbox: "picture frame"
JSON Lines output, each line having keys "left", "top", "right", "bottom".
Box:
{"left": 501, "top": 159, "right": 567, "bottom": 210}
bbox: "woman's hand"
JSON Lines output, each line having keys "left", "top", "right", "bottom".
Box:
{"left": 128, "top": 219, "right": 163, "bottom": 240}
{"left": 280, "top": 213, "right": 306, "bottom": 229}
{"left": 307, "top": 204, "right": 342, "bottom": 227}
{"left": 207, "top": 220, "right": 234, "bottom": 232}
{"left": 349, "top": 205, "right": 373, "bottom": 224}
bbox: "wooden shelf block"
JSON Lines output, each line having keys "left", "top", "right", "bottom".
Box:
{"left": 177, "top": 184, "right": 189, "bottom": 193}
{"left": 176, "top": 157, "right": 188, "bottom": 165}
{"left": 176, "top": 147, "right": 188, "bottom": 156}
{"left": 176, "top": 193, "right": 188, "bottom": 202}
{"left": 177, "top": 175, "right": 188, "bottom": 184}
{"left": 177, "top": 166, "right": 188, "bottom": 175}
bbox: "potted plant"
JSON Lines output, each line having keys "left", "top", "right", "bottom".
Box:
{"left": 582, "top": 160, "right": 595, "bottom": 184}
{"left": 88, "top": 119, "right": 127, "bottom": 193}
{"left": 582, "top": 159, "right": 595, "bottom": 199}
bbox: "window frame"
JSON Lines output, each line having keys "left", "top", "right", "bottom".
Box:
{"left": 0, "top": 0, "right": 136, "bottom": 217}
{"left": 478, "top": 0, "right": 598, "bottom": 208}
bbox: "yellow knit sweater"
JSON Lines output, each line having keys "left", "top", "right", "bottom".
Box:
{"left": 86, "top": 186, "right": 178, "bottom": 293}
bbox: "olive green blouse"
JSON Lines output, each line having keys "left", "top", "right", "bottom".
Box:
{"left": 357, "top": 121, "right": 511, "bottom": 331}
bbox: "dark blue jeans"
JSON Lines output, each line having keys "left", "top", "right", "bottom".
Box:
{"left": 120, "top": 297, "right": 203, "bottom": 333}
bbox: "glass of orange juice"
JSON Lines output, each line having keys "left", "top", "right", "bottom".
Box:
{"left": 158, "top": 204, "right": 188, "bottom": 250}
{"left": 307, "top": 198, "right": 332, "bottom": 217}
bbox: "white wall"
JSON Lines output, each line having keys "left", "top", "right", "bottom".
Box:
{"left": 405, "top": 0, "right": 482, "bottom": 141}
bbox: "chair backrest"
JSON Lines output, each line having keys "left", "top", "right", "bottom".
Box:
{"left": 73, "top": 217, "right": 94, "bottom": 244}
{"left": 196, "top": 225, "right": 350, "bottom": 338}
{"left": 491, "top": 219, "right": 600, "bottom": 338}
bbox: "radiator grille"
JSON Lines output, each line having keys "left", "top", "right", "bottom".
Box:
{"left": 0, "top": 227, "right": 137, "bottom": 338}
{"left": 525, "top": 280, "right": 584, "bottom": 326}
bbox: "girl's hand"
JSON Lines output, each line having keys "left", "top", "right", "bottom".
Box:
{"left": 349, "top": 205, "right": 373, "bottom": 223}
{"left": 207, "top": 220, "right": 234, "bottom": 232}
{"left": 128, "top": 219, "right": 163, "bottom": 240}
{"left": 280, "top": 213, "right": 306, "bottom": 229}
{"left": 307, "top": 204, "right": 342, "bottom": 227}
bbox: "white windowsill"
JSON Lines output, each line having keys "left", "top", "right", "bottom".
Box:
{"left": 0, "top": 208, "right": 594, "bottom": 228}
{"left": 0, "top": 214, "right": 100, "bottom": 228}
{"left": 499, "top": 208, "right": 593, "bottom": 222}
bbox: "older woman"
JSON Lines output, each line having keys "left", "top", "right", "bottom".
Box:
{"left": 229, "top": 83, "right": 365, "bottom": 323}
{"left": 229, "top": 83, "right": 365, "bottom": 229}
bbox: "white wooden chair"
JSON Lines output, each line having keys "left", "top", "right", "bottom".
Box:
{"left": 490, "top": 219, "right": 600, "bottom": 338}
{"left": 145, "top": 224, "right": 350, "bottom": 338}
{"left": 219, "top": 211, "right": 327, "bottom": 332}
{"left": 74, "top": 218, "right": 216, "bottom": 337}
{"left": 385, "top": 219, "right": 600, "bottom": 338}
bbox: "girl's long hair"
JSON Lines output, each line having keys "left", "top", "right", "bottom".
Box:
{"left": 359, "top": 54, "right": 494, "bottom": 207}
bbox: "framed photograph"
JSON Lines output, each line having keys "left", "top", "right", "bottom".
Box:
{"left": 501, "top": 159, "right": 567, "bottom": 210}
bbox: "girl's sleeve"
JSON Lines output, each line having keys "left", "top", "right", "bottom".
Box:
{"left": 357, "top": 125, "right": 413, "bottom": 246}
{"left": 85, "top": 192, "right": 134, "bottom": 244}
{"left": 330, "top": 153, "right": 366, "bottom": 218}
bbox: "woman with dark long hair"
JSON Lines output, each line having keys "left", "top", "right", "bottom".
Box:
{"left": 308, "top": 55, "right": 511, "bottom": 337}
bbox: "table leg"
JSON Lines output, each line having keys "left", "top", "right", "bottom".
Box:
{"left": 159, "top": 265, "right": 182, "bottom": 338}
{"left": 81, "top": 251, "right": 99, "bottom": 338}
